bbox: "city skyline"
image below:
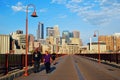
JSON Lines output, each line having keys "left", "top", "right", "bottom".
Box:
{"left": 0, "top": 0, "right": 120, "bottom": 45}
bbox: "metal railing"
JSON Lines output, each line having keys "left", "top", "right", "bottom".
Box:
{"left": 76, "top": 53, "right": 120, "bottom": 64}
{"left": 0, "top": 53, "right": 66, "bottom": 75}
{"left": 0, "top": 54, "right": 32, "bottom": 75}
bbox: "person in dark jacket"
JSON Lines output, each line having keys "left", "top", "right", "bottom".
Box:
{"left": 33, "top": 48, "right": 42, "bottom": 73}
{"left": 51, "top": 53, "right": 56, "bottom": 65}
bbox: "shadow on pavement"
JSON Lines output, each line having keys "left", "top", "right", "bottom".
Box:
{"left": 49, "top": 66, "right": 56, "bottom": 73}
{"left": 53, "top": 62, "right": 59, "bottom": 65}
{"left": 39, "top": 65, "right": 46, "bottom": 72}
{"left": 38, "top": 65, "right": 56, "bottom": 73}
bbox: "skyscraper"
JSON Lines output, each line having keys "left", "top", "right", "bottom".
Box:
{"left": 62, "top": 30, "right": 70, "bottom": 44}
{"left": 69, "top": 32, "right": 73, "bottom": 38}
{"left": 37, "top": 22, "right": 44, "bottom": 40}
{"left": 72, "top": 31, "right": 80, "bottom": 38}
{"left": 46, "top": 27, "right": 54, "bottom": 37}
{"left": 53, "top": 25, "right": 60, "bottom": 37}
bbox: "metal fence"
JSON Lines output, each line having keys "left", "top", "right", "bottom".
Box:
{"left": 0, "top": 53, "right": 66, "bottom": 75}
{"left": 0, "top": 54, "right": 32, "bottom": 75}
{"left": 76, "top": 53, "right": 120, "bottom": 64}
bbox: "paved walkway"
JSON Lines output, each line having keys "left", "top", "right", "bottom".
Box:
{"left": 14, "top": 55, "right": 79, "bottom": 80}
{"left": 13, "top": 55, "right": 120, "bottom": 80}
{"left": 73, "top": 55, "right": 120, "bottom": 80}
{"left": 49, "top": 55, "right": 79, "bottom": 80}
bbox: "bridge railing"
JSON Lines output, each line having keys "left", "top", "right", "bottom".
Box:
{"left": 0, "top": 54, "right": 33, "bottom": 75}
{"left": 76, "top": 53, "right": 120, "bottom": 64}
{"left": 0, "top": 53, "right": 66, "bottom": 75}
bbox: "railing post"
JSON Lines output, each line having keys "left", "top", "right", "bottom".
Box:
{"left": 116, "top": 53, "right": 118, "bottom": 64}
{"left": 5, "top": 53, "right": 8, "bottom": 74}
{"left": 19, "top": 54, "right": 23, "bottom": 69}
{"left": 30, "top": 54, "right": 33, "bottom": 66}
{"left": 22, "top": 54, "right": 25, "bottom": 68}
{"left": 110, "top": 54, "right": 111, "bottom": 63}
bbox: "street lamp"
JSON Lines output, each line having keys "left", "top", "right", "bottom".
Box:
{"left": 93, "top": 30, "right": 100, "bottom": 63}
{"left": 24, "top": 4, "right": 38, "bottom": 76}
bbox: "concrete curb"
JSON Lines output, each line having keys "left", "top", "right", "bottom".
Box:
{"left": 82, "top": 56, "right": 120, "bottom": 69}
{"left": 0, "top": 64, "right": 44, "bottom": 80}
{"left": 0, "top": 67, "right": 33, "bottom": 80}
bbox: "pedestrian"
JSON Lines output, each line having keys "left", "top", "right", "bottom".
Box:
{"left": 32, "top": 48, "right": 42, "bottom": 73}
{"left": 43, "top": 50, "right": 52, "bottom": 74}
{"left": 51, "top": 53, "right": 56, "bottom": 65}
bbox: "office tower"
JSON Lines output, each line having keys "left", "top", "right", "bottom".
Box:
{"left": 46, "top": 27, "right": 54, "bottom": 37}
{"left": 37, "top": 22, "right": 44, "bottom": 40}
{"left": 62, "top": 30, "right": 70, "bottom": 44}
{"left": 69, "top": 32, "right": 73, "bottom": 38}
{"left": 72, "top": 31, "right": 80, "bottom": 38}
{"left": 53, "top": 25, "right": 60, "bottom": 37}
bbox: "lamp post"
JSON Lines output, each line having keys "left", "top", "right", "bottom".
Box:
{"left": 93, "top": 30, "right": 100, "bottom": 63}
{"left": 24, "top": 4, "right": 38, "bottom": 76}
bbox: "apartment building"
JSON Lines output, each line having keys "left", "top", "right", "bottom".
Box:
{"left": 99, "top": 34, "right": 120, "bottom": 52}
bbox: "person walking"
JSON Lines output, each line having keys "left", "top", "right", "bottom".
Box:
{"left": 32, "top": 48, "right": 42, "bottom": 73}
{"left": 51, "top": 53, "right": 56, "bottom": 65}
{"left": 43, "top": 50, "right": 52, "bottom": 74}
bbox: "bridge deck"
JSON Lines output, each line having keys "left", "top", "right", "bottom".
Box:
{"left": 12, "top": 55, "right": 120, "bottom": 80}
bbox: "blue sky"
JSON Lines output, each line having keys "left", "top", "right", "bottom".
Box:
{"left": 0, "top": 0, "right": 120, "bottom": 45}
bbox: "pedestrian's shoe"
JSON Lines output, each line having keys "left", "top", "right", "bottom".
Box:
{"left": 34, "top": 71, "right": 37, "bottom": 73}
{"left": 46, "top": 70, "right": 50, "bottom": 74}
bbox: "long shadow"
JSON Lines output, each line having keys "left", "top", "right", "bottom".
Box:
{"left": 49, "top": 66, "right": 56, "bottom": 73}
{"left": 53, "top": 62, "right": 59, "bottom": 65}
{"left": 39, "top": 65, "right": 56, "bottom": 73}
{"left": 38, "top": 61, "right": 59, "bottom": 73}
{"left": 39, "top": 65, "right": 46, "bottom": 72}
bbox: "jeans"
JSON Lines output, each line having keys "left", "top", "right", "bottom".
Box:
{"left": 45, "top": 62, "right": 50, "bottom": 73}
{"left": 34, "top": 61, "right": 40, "bottom": 73}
